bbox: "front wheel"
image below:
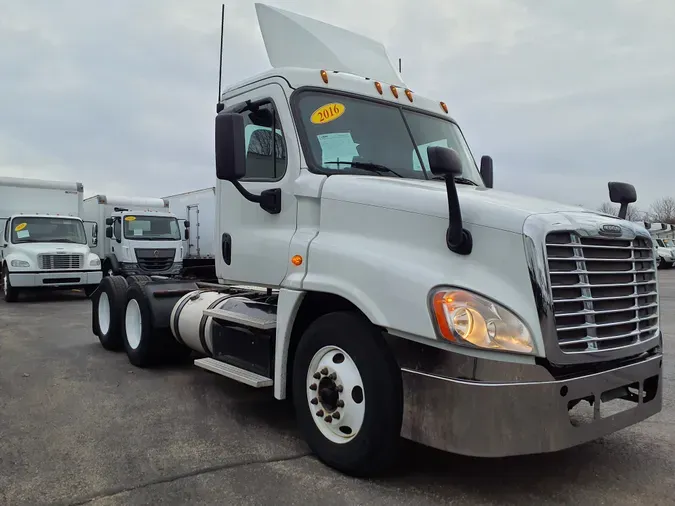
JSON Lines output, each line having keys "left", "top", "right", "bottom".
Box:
{"left": 2, "top": 267, "right": 19, "bottom": 302}
{"left": 292, "top": 311, "right": 403, "bottom": 477}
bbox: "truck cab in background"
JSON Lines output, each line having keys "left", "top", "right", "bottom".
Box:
{"left": 0, "top": 177, "right": 102, "bottom": 302}
{"left": 82, "top": 195, "right": 186, "bottom": 278}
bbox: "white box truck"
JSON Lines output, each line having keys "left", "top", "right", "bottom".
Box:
{"left": 82, "top": 195, "right": 186, "bottom": 278}
{"left": 90, "top": 4, "right": 662, "bottom": 477}
{"left": 163, "top": 187, "right": 217, "bottom": 279}
{"left": 0, "top": 176, "right": 102, "bottom": 302}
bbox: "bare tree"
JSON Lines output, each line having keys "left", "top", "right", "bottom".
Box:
{"left": 648, "top": 197, "right": 675, "bottom": 224}
{"left": 597, "top": 202, "right": 645, "bottom": 222}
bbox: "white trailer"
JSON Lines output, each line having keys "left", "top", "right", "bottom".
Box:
{"left": 0, "top": 176, "right": 102, "bottom": 302}
{"left": 91, "top": 4, "right": 663, "bottom": 477}
{"left": 82, "top": 195, "right": 185, "bottom": 278}
{"left": 163, "top": 187, "right": 217, "bottom": 279}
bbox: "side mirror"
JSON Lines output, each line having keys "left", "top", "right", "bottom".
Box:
{"left": 480, "top": 155, "right": 493, "bottom": 189}
{"left": 428, "top": 146, "right": 463, "bottom": 177}
{"left": 105, "top": 217, "right": 113, "bottom": 226}
{"left": 184, "top": 221, "right": 190, "bottom": 228}
{"left": 184, "top": 228, "right": 190, "bottom": 240}
{"left": 215, "top": 113, "right": 246, "bottom": 181}
{"left": 427, "top": 146, "right": 472, "bottom": 255}
{"left": 608, "top": 181, "right": 637, "bottom": 220}
{"left": 105, "top": 226, "right": 113, "bottom": 239}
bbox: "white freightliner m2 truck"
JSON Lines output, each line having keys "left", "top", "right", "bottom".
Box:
{"left": 91, "top": 4, "right": 663, "bottom": 476}
{"left": 82, "top": 195, "right": 186, "bottom": 278}
{"left": 0, "top": 176, "right": 102, "bottom": 302}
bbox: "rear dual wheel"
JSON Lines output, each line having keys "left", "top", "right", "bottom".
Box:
{"left": 292, "top": 311, "right": 403, "bottom": 477}
{"left": 92, "top": 276, "right": 128, "bottom": 350}
{"left": 122, "top": 283, "right": 191, "bottom": 367}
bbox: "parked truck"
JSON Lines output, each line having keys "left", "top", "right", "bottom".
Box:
{"left": 90, "top": 4, "right": 662, "bottom": 476}
{"left": 0, "top": 176, "right": 102, "bottom": 302}
{"left": 82, "top": 195, "right": 186, "bottom": 278}
{"left": 163, "top": 187, "right": 217, "bottom": 279}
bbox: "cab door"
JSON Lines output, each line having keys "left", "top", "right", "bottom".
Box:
{"left": 216, "top": 81, "right": 299, "bottom": 287}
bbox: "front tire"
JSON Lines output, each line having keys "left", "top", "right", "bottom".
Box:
{"left": 2, "top": 266, "right": 19, "bottom": 302}
{"left": 292, "top": 311, "right": 403, "bottom": 477}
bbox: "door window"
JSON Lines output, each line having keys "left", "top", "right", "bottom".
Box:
{"left": 240, "top": 101, "right": 287, "bottom": 181}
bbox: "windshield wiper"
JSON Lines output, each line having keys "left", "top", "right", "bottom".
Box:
{"left": 430, "top": 175, "right": 479, "bottom": 186}
{"left": 324, "top": 161, "right": 403, "bottom": 178}
{"left": 43, "top": 238, "right": 79, "bottom": 243}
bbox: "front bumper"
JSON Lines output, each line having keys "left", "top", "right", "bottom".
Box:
{"left": 120, "top": 262, "right": 182, "bottom": 276}
{"left": 9, "top": 270, "right": 103, "bottom": 288}
{"left": 399, "top": 349, "right": 662, "bottom": 457}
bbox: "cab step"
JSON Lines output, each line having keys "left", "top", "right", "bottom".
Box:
{"left": 194, "top": 357, "right": 273, "bottom": 388}
{"left": 203, "top": 308, "right": 277, "bottom": 330}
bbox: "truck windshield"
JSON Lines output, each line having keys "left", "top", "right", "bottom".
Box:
{"left": 123, "top": 215, "right": 181, "bottom": 241}
{"left": 292, "top": 90, "right": 482, "bottom": 183}
{"left": 10, "top": 217, "right": 87, "bottom": 244}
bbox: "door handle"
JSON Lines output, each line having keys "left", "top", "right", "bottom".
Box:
{"left": 222, "top": 233, "right": 232, "bottom": 265}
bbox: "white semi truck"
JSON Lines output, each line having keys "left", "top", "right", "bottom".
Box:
{"left": 90, "top": 4, "right": 662, "bottom": 476}
{"left": 82, "top": 195, "right": 186, "bottom": 278}
{"left": 163, "top": 187, "right": 217, "bottom": 279}
{"left": 0, "top": 176, "right": 102, "bottom": 302}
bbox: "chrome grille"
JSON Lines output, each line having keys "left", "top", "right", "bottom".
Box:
{"left": 545, "top": 232, "right": 659, "bottom": 354}
{"left": 38, "top": 254, "right": 83, "bottom": 270}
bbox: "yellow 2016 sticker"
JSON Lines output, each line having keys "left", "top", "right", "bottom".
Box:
{"left": 310, "top": 103, "right": 345, "bottom": 125}
{"left": 124, "top": 216, "right": 136, "bottom": 222}
{"left": 15, "top": 222, "right": 27, "bottom": 232}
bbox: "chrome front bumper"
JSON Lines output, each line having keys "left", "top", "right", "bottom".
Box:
{"left": 399, "top": 350, "right": 662, "bottom": 457}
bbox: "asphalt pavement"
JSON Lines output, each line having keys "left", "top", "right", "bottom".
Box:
{"left": 1, "top": 272, "right": 674, "bottom": 505}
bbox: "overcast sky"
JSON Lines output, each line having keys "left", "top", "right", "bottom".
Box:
{"left": 1, "top": 0, "right": 673, "bottom": 212}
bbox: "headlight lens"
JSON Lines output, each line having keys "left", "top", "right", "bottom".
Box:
{"left": 431, "top": 289, "right": 534, "bottom": 354}
{"left": 89, "top": 258, "right": 101, "bottom": 267}
{"left": 11, "top": 259, "right": 30, "bottom": 268}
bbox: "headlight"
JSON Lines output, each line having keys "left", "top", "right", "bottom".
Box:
{"left": 89, "top": 258, "right": 101, "bottom": 267}
{"left": 430, "top": 288, "right": 534, "bottom": 354}
{"left": 11, "top": 259, "right": 30, "bottom": 268}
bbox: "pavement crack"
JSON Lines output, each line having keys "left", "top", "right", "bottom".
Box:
{"left": 62, "top": 451, "right": 313, "bottom": 505}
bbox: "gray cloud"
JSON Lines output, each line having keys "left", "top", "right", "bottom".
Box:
{"left": 1, "top": 0, "right": 673, "bottom": 212}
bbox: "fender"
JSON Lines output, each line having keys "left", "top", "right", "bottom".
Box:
{"left": 104, "top": 254, "right": 121, "bottom": 274}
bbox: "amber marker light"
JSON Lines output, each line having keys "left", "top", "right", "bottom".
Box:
{"left": 404, "top": 89, "right": 413, "bottom": 102}
{"left": 291, "top": 255, "right": 303, "bottom": 266}
{"left": 320, "top": 70, "right": 329, "bottom": 84}
{"left": 374, "top": 81, "right": 383, "bottom": 94}
{"left": 390, "top": 85, "right": 399, "bottom": 98}
{"left": 440, "top": 101, "right": 449, "bottom": 113}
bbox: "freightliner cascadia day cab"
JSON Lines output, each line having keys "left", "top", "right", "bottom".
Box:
{"left": 82, "top": 195, "right": 187, "bottom": 278}
{"left": 0, "top": 176, "right": 102, "bottom": 302}
{"left": 163, "top": 187, "right": 217, "bottom": 279}
{"left": 91, "top": 4, "right": 663, "bottom": 476}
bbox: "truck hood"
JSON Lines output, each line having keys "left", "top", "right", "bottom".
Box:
{"left": 320, "top": 176, "right": 591, "bottom": 234}
{"left": 10, "top": 242, "right": 91, "bottom": 255}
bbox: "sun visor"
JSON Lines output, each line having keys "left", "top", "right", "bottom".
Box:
{"left": 254, "top": 3, "right": 406, "bottom": 88}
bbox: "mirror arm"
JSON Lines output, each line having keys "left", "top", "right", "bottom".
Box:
{"left": 618, "top": 203, "right": 629, "bottom": 220}
{"left": 443, "top": 178, "right": 473, "bottom": 255}
{"left": 231, "top": 180, "right": 281, "bottom": 214}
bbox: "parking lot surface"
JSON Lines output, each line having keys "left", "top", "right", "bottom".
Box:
{"left": 1, "top": 272, "right": 675, "bottom": 506}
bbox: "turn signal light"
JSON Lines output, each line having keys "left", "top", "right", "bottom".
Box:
{"left": 291, "top": 255, "right": 303, "bottom": 266}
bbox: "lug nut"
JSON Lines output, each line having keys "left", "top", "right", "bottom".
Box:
{"left": 321, "top": 367, "right": 329, "bottom": 375}
{"left": 313, "top": 372, "right": 321, "bottom": 380}
{"left": 324, "top": 415, "right": 333, "bottom": 423}
{"left": 309, "top": 383, "right": 317, "bottom": 391}
{"left": 336, "top": 385, "right": 343, "bottom": 393}
{"left": 332, "top": 411, "right": 341, "bottom": 420}
{"left": 316, "top": 410, "right": 324, "bottom": 417}
{"left": 310, "top": 398, "right": 318, "bottom": 405}
{"left": 337, "top": 400, "right": 345, "bottom": 408}
{"left": 328, "top": 372, "right": 337, "bottom": 380}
